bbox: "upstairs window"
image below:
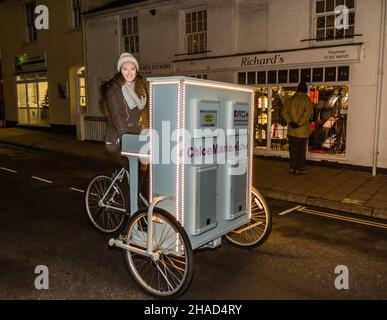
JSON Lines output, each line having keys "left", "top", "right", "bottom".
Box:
{"left": 186, "top": 9, "right": 207, "bottom": 54}
{"left": 71, "top": 0, "right": 82, "bottom": 29}
{"left": 122, "top": 16, "right": 139, "bottom": 53}
{"left": 25, "top": 2, "right": 37, "bottom": 42}
{"left": 315, "top": 0, "right": 355, "bottom": 41}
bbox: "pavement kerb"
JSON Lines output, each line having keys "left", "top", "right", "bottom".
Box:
{"left": 260, "top": 188, "right": 387, "bottom": 221}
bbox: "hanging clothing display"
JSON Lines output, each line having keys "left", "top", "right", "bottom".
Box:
{"left": 271, "top": 123, "right": 288, "bottom": 140}
{"left": 308, "top": 86, "right": 348, "bottom": 155}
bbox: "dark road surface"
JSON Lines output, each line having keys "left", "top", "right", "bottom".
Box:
{"left": 1, "top": 143, "right": 386, "bottom": 300}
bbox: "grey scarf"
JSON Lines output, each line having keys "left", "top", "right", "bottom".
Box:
{"left": 122, "top": 82, "right": 146, "bottom": 110}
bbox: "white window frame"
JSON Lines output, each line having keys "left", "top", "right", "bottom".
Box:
{"left": 25, "top": 1, "right": 37, "bottom": 42}
{"left": 313, "top": 0, "right": 356, "bottom": 44}
{"left": 121, "top": 15, "right": 139, "bottom": 54}
{"left": 71, "top": 0, "right": 82, "bottom": 29}
{"left": 185, "top": 7, "right": 207, "bottom": 54}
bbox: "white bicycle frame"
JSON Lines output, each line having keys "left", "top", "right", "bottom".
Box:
{"left": 99, "top": 166, "right": 149, "bottom": 213}
{"left": 99, "top": 167, "right": 128, "bottom": 213}
{"left": 109, "top": 151, "right": 169, "bottom": 259}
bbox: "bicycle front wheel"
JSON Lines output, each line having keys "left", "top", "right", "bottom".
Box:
{"left": 85, "top": 174, "right": 127, "bottom": 233}
{"left": 123, "top": 208, "right": 194, "bottom": 299}
{"left": 224, "top": 187, "right": 272, "bottom": 248}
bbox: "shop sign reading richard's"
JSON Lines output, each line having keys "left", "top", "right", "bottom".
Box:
{"left": 175, "top": 45, "right": 360, "bottom": 72}
{"left": 239, "top": 46, "right": 360, "bottom": 68}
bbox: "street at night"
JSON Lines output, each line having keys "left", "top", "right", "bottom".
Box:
{"left": 1, "top": 0, "right": 387, "bottom": 306}
{"left": 1, "top": 143, "right": 386, "bottom": 300}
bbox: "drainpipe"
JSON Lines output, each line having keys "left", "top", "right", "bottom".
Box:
{"left": 372, "top": 0, "right": 387, "bottom": 176}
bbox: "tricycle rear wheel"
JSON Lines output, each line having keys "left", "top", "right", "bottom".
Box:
{"left": 224, "top": 187, "right": 272, "bottom": 248}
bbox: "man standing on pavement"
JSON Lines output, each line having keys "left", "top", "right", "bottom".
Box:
{"left": 281, "top": 81, "right": 313, "bottom": 175}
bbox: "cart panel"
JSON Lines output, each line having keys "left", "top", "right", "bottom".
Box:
{"left": 148, "top": 77, "right": 254, "bottom": 250}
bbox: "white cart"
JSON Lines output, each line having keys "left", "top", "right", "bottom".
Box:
{"left": 108, "top": 77, "right": 272, "bottom": 299}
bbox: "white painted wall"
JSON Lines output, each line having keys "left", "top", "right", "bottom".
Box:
{"left": 136, "top": 3, "right": 179, "bottom": 64}
{"left": 206, "top": 0, "right": 237, "bottom": 56}
{"left": 236, "top": 0, "right": 268, "bottom": 53}
{"left": 267, "top": 0, "right": 311, "bottom": 51}
{"left": 375, "top": 2, "right": 387, "bottom": 169}
{"left": 345, "top": 0, "right": 383, "bottom": 167}
{"left": 85, "top": 16, "right": 119, "bottom": 114}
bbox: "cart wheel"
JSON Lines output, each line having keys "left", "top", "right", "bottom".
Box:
{"left": 85, "top": 174, "right": 127, "bottom": 233}
{"left": 225, "top": 187, "right": 272, "bottom": 248}
{"left": 123, "top": 207, "right": 194, "bottom": 299}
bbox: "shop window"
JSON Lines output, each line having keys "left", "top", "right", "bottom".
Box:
{"left": 253, "top": 82, "right": 349, "bottom": 156}
{"left": 237, "top": 72, "right": 246, "bottom": 85}
{"left": 308, "top": 85, "right": 349, "bottom": 155}
{"left": 17, "top": 84, "right": 28, "bottom": 124}
{"left": 325, "top": 67, "right": 337, "bottom": 82}
{"left": 122, "top": 16, "right": 139, "bottom": 53}
{"left": 313, "top": 68, "right": 324, "bottom": 82}
{"left": 315, "top": 0, "right": 356, "bottom": 41}
{"left": 186, "top": 9, "right": 207, "bottom": 54}
{"left": 278, "top": 70, "right": 288, "bottom": 84}
{"left": 247, "top": 72, "right": 256, "bottom": 85}
{"left": 38, "top": 82, "right": 49, "bottom": 124}
{"left": 254, "top": 88, "right": 269, "bottom": 150}
{"left": 71, "top": 0, "right": 82, "bottom": 29}
{"left": 270, "top": 87, "right": 296, "bottom": 151}
{"left": 257, "top": 71, "right": 266, "bottom": 84}
{"left": 239, "top": 65, "right": 348, "bottom": 86}
{"left": 268, "top": 70, "right": 277, "bottom": 84}
{"left": 301, "top": 68, "right": 311, "bottom": 82}
{"left": 289, "top": 69, "right": 299, "bottom": 83}
{"left": 25, "top": 2, "right": 37, "bottom": 42}
{"left": 338, "top": 66, "right": 350, "bottom": 81}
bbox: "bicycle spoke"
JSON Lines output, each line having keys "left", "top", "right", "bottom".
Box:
{"left": 125, "top": 210, "right": 192, "bottom": 297}
{"left": 86, "top": 175, "right": 126, "bottom": 233}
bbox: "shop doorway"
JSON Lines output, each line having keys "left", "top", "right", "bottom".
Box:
{"left": 16, "top": 73, "right": 49, "bottom": 126}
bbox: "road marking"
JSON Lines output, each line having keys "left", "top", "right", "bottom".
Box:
{"left": 278, "top": 205, "right": 304, "bottom": 216}
{"left": 298, "top": 207, "right": 387, "bottom": 230}
{"left": 31, "top": 176, "right": 53, "bottom": 184}
{"left": 1, "top": 167, "right": 17, "bottom": 173}
{"left": 70, "top": 188, "right": 85, "bottom": 193}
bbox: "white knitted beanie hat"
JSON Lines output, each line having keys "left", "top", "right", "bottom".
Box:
{"left": 117, "top": 52, "right": 139, "bottom": 72}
